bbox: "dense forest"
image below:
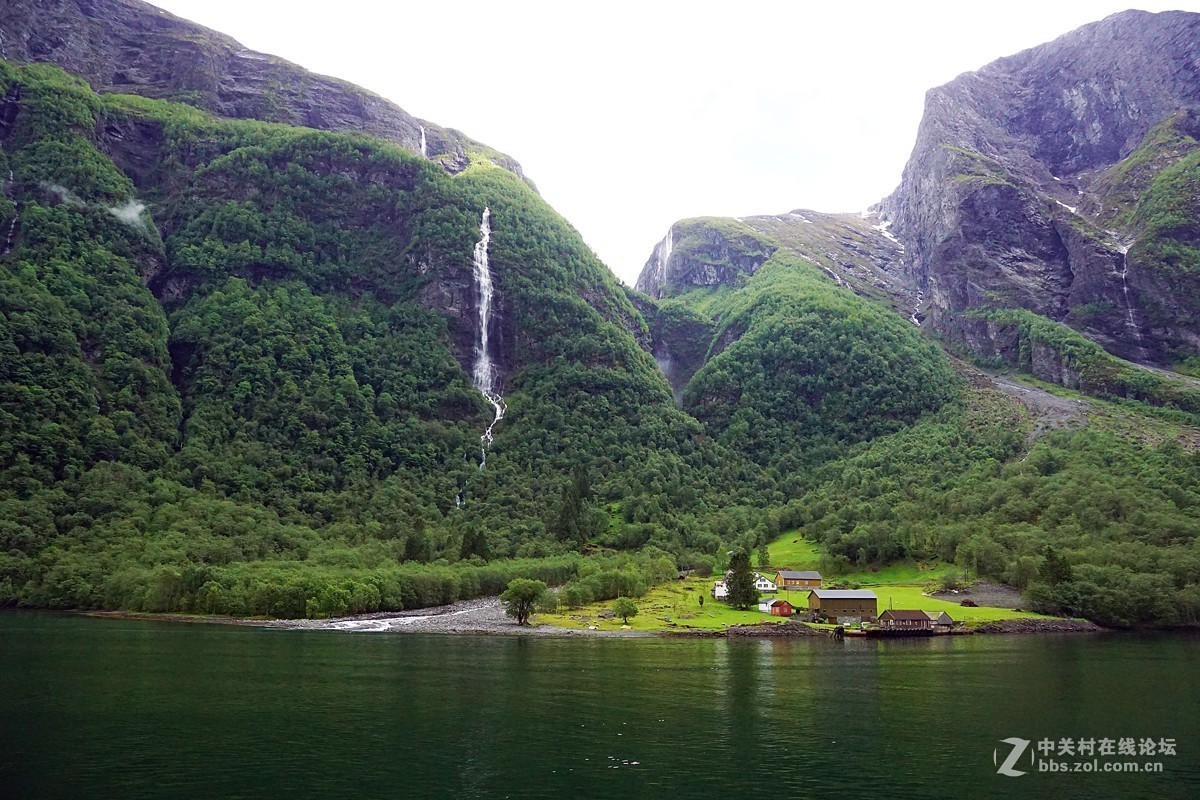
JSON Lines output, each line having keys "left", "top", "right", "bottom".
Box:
{"left": 1, "top": 59, "right": 1198, "bottom": 626}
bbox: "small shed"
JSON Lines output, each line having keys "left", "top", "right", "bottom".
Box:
{"left": 712, "top": 580, "right": 728, "bottom": 599}
{"left": 925, "top": 610, "right": 954, "bottom": 629}
{"left": 757, "top": 598, "right": 795, "bottom": 616}
{"left": 878, "top": 610, "right": 932, "bottom": 631}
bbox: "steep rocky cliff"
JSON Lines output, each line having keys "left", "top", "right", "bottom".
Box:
{"left": 640, "top": 9, "right": 1200, "bottom": 389}
{"left": 881, "top": 9, "right": 1200, "bottom": 365}
{"left": 635, "top": 210, "right": 916, "bottom": 317}
{"left": 0, "top": 0, "right": 528, "bottom": 182}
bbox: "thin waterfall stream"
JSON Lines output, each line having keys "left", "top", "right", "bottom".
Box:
{"left": 472, "top": 207, "right": 505, "bottom": 468}
{"left": 1107, "top": 232, "right": 1144, "bottom": 347}
{"left": 2, "top": 169, "right": 16, "bottom": 257}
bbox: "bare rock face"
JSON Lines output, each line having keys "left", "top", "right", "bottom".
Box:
{"left": 635, "top": 218, "right": 777, "bottom": 298}
{"left": 633, "top": 210, "right": 918, "bottom": 321}
{"left": 0, "top": 0, "right": 527, "bottom": 182}
{"left": 881, "top": 9, "right": 1200, "bottom": 365}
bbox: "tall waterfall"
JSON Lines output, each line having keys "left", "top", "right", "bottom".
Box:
{"left": 419, "top": 126, "right": 428, "bottom": 158}
{"left": 646, "top": 226, "right": 674, "bottom": 290}
{"left": 658, "top": 226, "right": 674, "bottom": 276}
{"left": 1107, "top": 234, "right": 1144, "bottom": 347}
{"left": 1118, "top": 250, "right": 1142, "bottom": 343}
{"left": 472, "top": 207, "right": 505, "bottom": 467}
{"left": 2, "top": 170, "right": 16, "bottom": 257}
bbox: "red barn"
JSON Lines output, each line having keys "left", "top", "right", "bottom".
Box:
{"left": 758, "top": 598, "right": 794, "bottom": 616}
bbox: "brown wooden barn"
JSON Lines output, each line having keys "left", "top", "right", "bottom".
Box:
{"left": 775, "top": 570, "right": 823, "bottom": 590}
{"left": 807, "top": 589, "right": 877, "bottom": 623}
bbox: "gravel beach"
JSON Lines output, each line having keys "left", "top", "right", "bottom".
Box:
{"left": 248, "top": 597, "right": 652, "bottom": 637}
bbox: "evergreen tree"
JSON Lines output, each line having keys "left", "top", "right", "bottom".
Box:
{"left": 757, "top": 545, "right": 771, "bottom": 569}
{"left": 726, "top": 549, "right": 759, "bottom": 609}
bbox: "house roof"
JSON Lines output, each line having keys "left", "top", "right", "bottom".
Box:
{"left": 880, "top": 609, "right": 930, "bottom": 621}
{"left": 754, "top": 572, "right": 776, "bottom": 581}
{"left": 811, "top": 589, "right": 877, "bottom": 599}
{"left": 925, "top": 610, "right": 953, "bottom": 622}
{"left": 777, "top": 570, "right": 822, "bottom": 580}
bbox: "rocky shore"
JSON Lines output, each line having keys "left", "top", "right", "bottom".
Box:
{"left": 246, "top": 597, "right": 652, "bottom": 637}
{"left": 85, "top": 598, "right": 1104, "bottom": 638}
{"left": 970, "top": 618, "right": 1104, "bottom": 634}
{"left": 666, "top": 621, "right": 826, "bottom": 638}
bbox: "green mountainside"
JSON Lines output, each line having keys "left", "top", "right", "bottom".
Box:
{"left": 0, "top": 60, "right": 763, "bottom": 614}
{"left": 2, "top": 6, "right": 1200, "bottom": 627}
{"left": 635, "top": 210, "right": 1200, "bottom": 627}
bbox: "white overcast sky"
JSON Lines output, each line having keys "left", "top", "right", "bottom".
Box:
{"left": 150, "top": 1, "right": 1192, "bottom": 285}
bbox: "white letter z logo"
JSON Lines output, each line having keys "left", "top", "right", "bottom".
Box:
{"left": 995, "top": 737, "right": 1031, "bottom": 777}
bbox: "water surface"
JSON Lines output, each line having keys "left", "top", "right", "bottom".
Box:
{"left": 2, "top": 613, "right": 1197, "bottom": 798}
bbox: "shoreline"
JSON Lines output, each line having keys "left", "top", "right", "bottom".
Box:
{"left": 67, "top": 599, "right": 1106, "bottom": 638}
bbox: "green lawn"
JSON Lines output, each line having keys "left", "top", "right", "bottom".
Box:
{"left": 537, "top": 577, "right": 788, "bottom": 633}
{"left": 870, "top": 584, "right": 1051, "bottom": 623}
{"left": 765, "top": 531, "right": 959, "bottom": 586}
{"left": 537, "top": 532, "right": 1058, "bottom": 632}
{"left": 762, "top": 531, "right": 1053, "bottom": 625}
{"left": 764, "top": 533, "right": 822, "bottom": 571}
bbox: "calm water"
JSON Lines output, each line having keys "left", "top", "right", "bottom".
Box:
{"left": 1, "top": 614, "right": 1198, "bottom": 799}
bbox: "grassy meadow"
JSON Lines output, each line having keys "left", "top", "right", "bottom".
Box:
{"left": 537, "top": 532, "right": 1055, "bottom": 632}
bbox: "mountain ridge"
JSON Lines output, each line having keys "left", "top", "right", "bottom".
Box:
{"left": 0, "top": 0, "right": 530, "bottom": 183}
{"left": 639, "top": 9, "right": 1200, "bottom": 392}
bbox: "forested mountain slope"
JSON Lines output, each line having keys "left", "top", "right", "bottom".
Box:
{"left": 634, "top": 11, "right": 1200, "bottom": 627}
{"left": 0, "top": 58, "right": 772, "bottom": 613}
{"left": 1, "top": 3, "right": 1199, "bottom": 627}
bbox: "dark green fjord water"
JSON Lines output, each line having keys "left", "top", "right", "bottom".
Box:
{"left": 2, "top": 614, "right": 1198, "bottom": 799}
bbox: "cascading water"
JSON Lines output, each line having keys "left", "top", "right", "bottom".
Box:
{"left": 419, "top": 126, "right": 428, "bottom": 158}
{"left": 2, "top": 170, "right": 16, "bottom": 257}
{"left": 910, "top": 288, "right": 925, "bottom": 327}
{"left": 647, "top": 226, "right": 674, "bottom": 288}
{"left": 1107, "top": 234, "right": 1143, "bottom": 346}
{"left": 1118, "top": 249, "right": 1142, "bottom": 342}
{"left": 472, "top": 207, "right": 505, "bottom": 467}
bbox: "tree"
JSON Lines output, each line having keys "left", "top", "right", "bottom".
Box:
{"left": 613, "top": 597, "right": 638, "bottom": 624}
{"left": 726, "top": 549, "right": 759, "bottom": 609}
{"left": 1042, "top": 546, "right": 1073, "bottom": 586}
{"left": 500, "top": 578, "right": 548, "bottom": 625}
{"left": 756, "top": 544, "right": 771, "bottom": 569}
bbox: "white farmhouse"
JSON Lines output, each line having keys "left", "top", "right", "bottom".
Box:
{"left": 754, "top": 572, "right": 778, "bottom": 593}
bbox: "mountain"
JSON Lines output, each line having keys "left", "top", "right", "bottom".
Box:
{"left": 634, "top": 10, "right": 1200, "bottom": 627}
{"left": 882, "top": 9, "right": 1200, "bottom": 370}
{"left": 1, "top": 3, "right": 1199, "bottom": 627}
{"left": 642, "top": 11, "right": 1200, "bottom": 402}
{"left": 0, "top": 5, "right": 770, "bottom": 615}
{"left": 0, "top": 0, "right": 528, "bottom": 180}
